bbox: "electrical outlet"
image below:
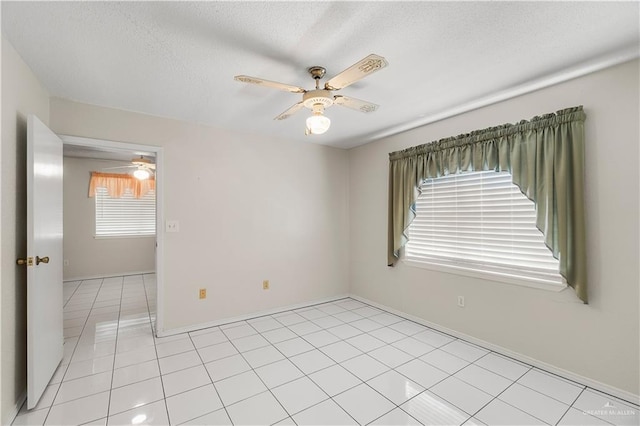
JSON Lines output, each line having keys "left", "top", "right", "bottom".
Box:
{"left": 166, "top": 220, "right": 180, "bottom": 233}
{"left": 199, "top": 288, "right": 206, "bottom": 299}
{"left": 63, "top": 259, "right": 70, "bottom": 267}
{"left": 263, "top": 280, "right": 269, "bottom": 290}
{"left": 457, "top": 296, "right": 465, "bottom": 307}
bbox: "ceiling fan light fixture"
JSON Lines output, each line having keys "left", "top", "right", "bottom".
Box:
{"left": 306, "top": 106, "right": 331, "bottom": 135}
{"left": 133, "top": 168, "right": 151, "bottom": 180}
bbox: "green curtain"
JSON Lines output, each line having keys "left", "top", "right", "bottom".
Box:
{"left": 388, "top": 106, "right": 588, "bottom": 303}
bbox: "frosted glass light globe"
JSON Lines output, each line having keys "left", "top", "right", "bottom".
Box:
{"left": 133, "top": 168, "right": 151, "bottom": 180}
{"left": 306, "top": 114, "right": 331, "bottom": 135}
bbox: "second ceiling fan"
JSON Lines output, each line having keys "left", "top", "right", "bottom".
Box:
{"left": 103, "top": 156, "right": 156, "bottom": 180}
{"left": 234, "top": 54, "right": 388, "bottom": 135}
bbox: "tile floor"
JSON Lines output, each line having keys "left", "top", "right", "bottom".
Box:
{"left": 12, "top": 275, "right": 639, "bottom": 426}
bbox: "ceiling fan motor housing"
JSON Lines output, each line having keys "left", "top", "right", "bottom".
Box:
{"left": 303, "top": 90, "right": 334, "bottom": 110}
{"left": 132, "top": 156, "right": 155, "bottom": 167}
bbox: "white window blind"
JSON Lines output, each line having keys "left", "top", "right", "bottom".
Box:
{"left": 406, "top": 171, "right": 564, "bottom": 286}
{"left": 95, "top": 187, "right": 156, "bottom": 237}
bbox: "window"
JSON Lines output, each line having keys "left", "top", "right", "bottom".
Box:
{"left": 405, "top": 171, "right": 565, "bottom": 290}
{"left": 95, "top": 186, "right": 156, "bottom": 237}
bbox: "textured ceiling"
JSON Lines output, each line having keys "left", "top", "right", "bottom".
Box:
{"left": 2, "top": 2, "right": 638, "bottom": 149}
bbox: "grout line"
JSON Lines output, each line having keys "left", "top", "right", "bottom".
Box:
{"left": 185, "top": 331, "right": 234, "bottom": 425}
{"left": 43, "top": 277, "right": 107, "bottom": 425}
{"left": 554, "top": 388, "right": 582, "bottom": 426}
{"left": 274, "top": 304, "right": 407, "bottom": 424}
{"left": 221, "top": 316, "right": 379, "bottom": 423}
{"left": 109, "top": 360, "right": 160, "bottom": 391}
{"left": 183, "top": 296, "right": 353, "bottom": 335}
{"left": 104, "top": 275, "right": 124, "bottom": 421}
{"left": 466, "top": 367, "right": 548, "bottom": 425}
{"left": 221, "top": 321, "right": 299, "bottom": 421}
{"left": 138, "top": 272, "right": 171, "bottom": 425}
{"left": 185, "top": 327, "right": 364, "bottom": 398}
{"left": 232, "top": 303, "right": 388, "bottom": 423}
{"left": 62, "top": 280, "right": 82, "bottom": 308}
{"left": 366, "top": 405, "right": 414, "bottom": 425}
{"left": 556, "top": 388, "right": 617, "bottom": 426}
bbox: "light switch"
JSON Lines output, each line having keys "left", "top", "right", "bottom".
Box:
{"left": 166, "top": 220, "right": 180, "bottom": 233}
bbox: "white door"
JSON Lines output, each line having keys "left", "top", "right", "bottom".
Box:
{"left": 25, "top": 115, "right": 64, "bottom": 409}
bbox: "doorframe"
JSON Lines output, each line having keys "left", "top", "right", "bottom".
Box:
{"left": 59, "top": 135, "right": 165, "bottom": 335}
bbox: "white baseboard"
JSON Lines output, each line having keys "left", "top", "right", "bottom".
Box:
{"left": 349, "top": 294, "right": 640, "bottom": 406}
{"left": 156, "top": 294, "right": 350, "bottom": 338}
{"left": 6, "top": 391, "right": 26, "bottom": 426}
{"left": 63, "top": 270, "right": 155, "bottom": 282}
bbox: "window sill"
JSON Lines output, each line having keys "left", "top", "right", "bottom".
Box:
{"left": 403, "top": 258, "right": 567, "bottom": 293}
{"left": 94, "top": 235, "right": 156, "bottom": 240}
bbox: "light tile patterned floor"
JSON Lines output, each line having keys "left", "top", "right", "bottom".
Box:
{"left": 12, "top": 275, "right": 639, "bottom": 426}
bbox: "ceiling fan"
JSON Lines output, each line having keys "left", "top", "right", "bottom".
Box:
{"left": 103, "top": 156, "right": 156, "bottom": 180}
{"left": 234, "top": 54, "right": 388, "bottom": 135}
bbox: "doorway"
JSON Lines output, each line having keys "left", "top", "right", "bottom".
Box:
{"left": 60, "top": 135, "right": 164, "bottom": 334}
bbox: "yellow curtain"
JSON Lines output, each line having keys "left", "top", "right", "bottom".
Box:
{"left": 89, "top": 172, "right": 155, "bottom": 199}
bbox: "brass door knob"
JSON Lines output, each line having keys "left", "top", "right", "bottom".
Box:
{"left": 17, "top": 257, "right": 33, "bottom": 266}
{"left": 36, "top": 256, "right": 50, "bottom": 265}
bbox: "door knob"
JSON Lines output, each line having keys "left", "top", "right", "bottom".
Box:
{"left": 36, "top": 256, "right": 49, "bottom": 265}
{"left": 16, "top": 257, "right": 34, "bottom": 266}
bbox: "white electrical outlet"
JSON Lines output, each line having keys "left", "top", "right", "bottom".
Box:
{"left": 457, "top": 296, "right": 465, "bottom": 307}
{"left": 165, "top": 220, "right": 180, "bottom": 233}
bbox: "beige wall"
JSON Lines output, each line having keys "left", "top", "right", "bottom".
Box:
{"left": 1, "top": 37, "right": 50, "bottom": 424}
{"left": 50, "top": 99, "right": 351, "bottom": 331}
{"left": 63, "top": 157, "right": 156, "bottom": 280}
{"left": 348, "top": 59, "right": 640, "bottom": 396}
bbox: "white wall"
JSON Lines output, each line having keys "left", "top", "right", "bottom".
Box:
{"left": 63, "top": 157, "right": 156, "bottom": 280}
{"left": 50, "top": 99, "right": 351, "bottom": 331}
{"left": 349, "top": 59, "right": 639, "bottom": 397}
{"left": 1, "top": 37, "right": 50, "bottom": 424}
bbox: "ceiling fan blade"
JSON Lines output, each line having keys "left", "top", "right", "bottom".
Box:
{"left": 133, "top": 162, "right": 156, "bottom": 170}
{"left": 234, "top": 75, "right": 306, "bottom": 94}
{"left": 324, "top": 54, "right": 388, "bottom": 91}
{"left": 274, "top": 102, "right": 305, "bottom": 120}
{"left": 333, "top": 95, "right": 379, "bottom": 113}
{"left": 102, "top": 165, "right": 135, "bottom": 170}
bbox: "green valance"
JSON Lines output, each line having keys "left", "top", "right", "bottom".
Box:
{"left": 388, "top": 106, "right": 588, "bottom": 303}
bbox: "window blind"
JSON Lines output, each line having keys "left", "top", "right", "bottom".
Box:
{"left": 95, "top": 186, "right": 156, "bottom": 237}
{"left": 406, "top": 171, "right": 564, "bottom": 285}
